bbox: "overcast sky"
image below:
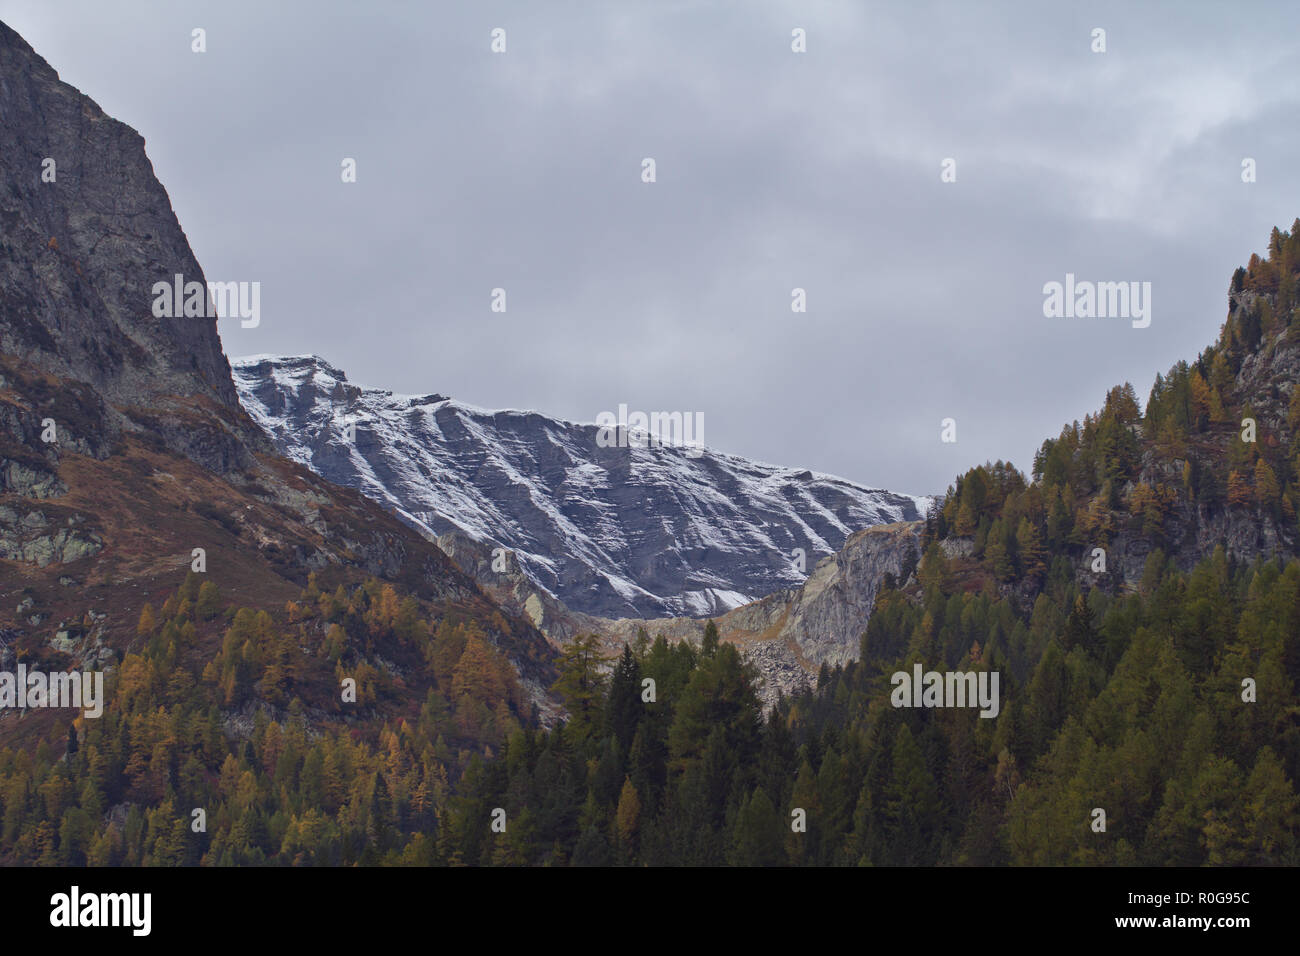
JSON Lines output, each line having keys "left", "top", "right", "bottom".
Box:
{"left": 6, "top": 1, "right": 1300, "bottom": 496}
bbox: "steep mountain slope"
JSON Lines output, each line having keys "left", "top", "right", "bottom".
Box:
{"left": 0, "top": 19, "right": 556, "bottom": 737}
{"left": 0, "top": 21, "right": 262, "bottom": 476}
{"left": 439, "top": 517, "right": 923, "bottom": 704}
{"left": 922, "top": 259, "right": 1300, "bottom": 604}
{"left": 233, "top": 354, "right": 930, "bottom": 619}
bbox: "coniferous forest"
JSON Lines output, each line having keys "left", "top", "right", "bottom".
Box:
{"left": 3, "top": 227, "right": 1298, "bottom": 867}
{"left": 2, "top": 5, "right": 1299, "bottom": 899}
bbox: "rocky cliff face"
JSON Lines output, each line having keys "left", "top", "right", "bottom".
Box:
{"left": 721, "top": 520, "right": 923, "bottom": 668}
{"left": 1091, "top": 321, "right": 1300, "bottom": 591}
{"left": 233, "top": 354, "right": 930, "bottom": 620}
{"left": 473, "top": 520, "right": 924, "bottom": 707}
{"left": 0, "top": 20, "right": 556, "bottom": 713}
{"left": 0, "top": 21, "right": 265, "bottom": 476}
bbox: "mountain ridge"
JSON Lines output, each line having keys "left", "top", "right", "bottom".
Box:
{"left": 0, "top": 17, "right": 559, "bottom": 729}
{"left": 233, "top": 352, "right": 931, "bottom": 620}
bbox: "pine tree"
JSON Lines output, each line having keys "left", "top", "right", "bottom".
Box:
{"left": 917, "top": 543, "right": 951, "bottom": 597}
{"left": 954, "top": 498, "right": 977, "bottom": 536}
{"left": 1227, "top": 470, "right": 1253, "bottom": 508}
{"left": 606, "top": 644, "right": 642, "bottom": 757}
{"left": 700, "top": 620, "right": 720, "bottom": 658}
{"left": 883, "top": 725, "right": 940, "bottom": 865}
{"left": 572, "top": 824, "right": 612, "bottom": 866}
{"left": 550, "top": 634, "right": 609, "bottom": 744}
{"left": 196, "top": 581, "right": 221, "bottom": 621}
{"left": 137, "top": 603, "right": 157, "bottom": 637}
{"left": 1016, "top": 517, "right": 1046, "bottom": 582}
{"left": 729, "top": 787, "right": 785, "bottom": 866}
{"left": 627, "top": 724, "right": 666, "bottom": 814}
{"left": 667, "top": 644, "right": 761, "bottom": 768}
{"left": 614, "top": 776, "right": 641, "bottom": 849}
{"left": 1255, "top": 458, "right": 1281, "bottom": 510}
{"left": 1062, "top": 594, "right": 1096, "bottom": 655}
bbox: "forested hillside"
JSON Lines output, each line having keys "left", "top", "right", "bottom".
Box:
{"left": 0, "top": 571, "right": 531, "bottom": 865}
{"left": 4, "top": 228, "right": 1298, "bottom": 867}
{"left": 438, "top": 225, "right": 1300, "bottom": 865}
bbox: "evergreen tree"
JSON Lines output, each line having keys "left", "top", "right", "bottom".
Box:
{"left": 550, "top": 635, "right": 609, "bottom": 744}
{"left": 729, "top": 787, "right": 785, "bottom": 866}
{"left": 606, "top": 644, "right": 642, "bottom": 757}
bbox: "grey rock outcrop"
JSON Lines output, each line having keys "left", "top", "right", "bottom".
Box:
{"left": 726, "top": 520, "right": 924, "bottom": 669}
{"left": 0, "top": 504, "right": 102, "bottom": 566}
{"left": 0, "top": 20, "right": 268, "bottom": 474}
{"left": 522, "top": 521, "right": 925, "bottom": 706}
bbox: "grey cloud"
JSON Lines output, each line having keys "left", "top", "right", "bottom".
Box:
{"left": 7, "top": 0, "right": 1300, "bottom": 495}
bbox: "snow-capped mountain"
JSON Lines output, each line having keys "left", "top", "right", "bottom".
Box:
{"left": 233, "top": 355, "right": 930, "bottom": 619}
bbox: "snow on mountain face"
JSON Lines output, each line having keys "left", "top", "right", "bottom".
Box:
{"left": 232, "top": 355, "right": 930, "bottom": 619}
